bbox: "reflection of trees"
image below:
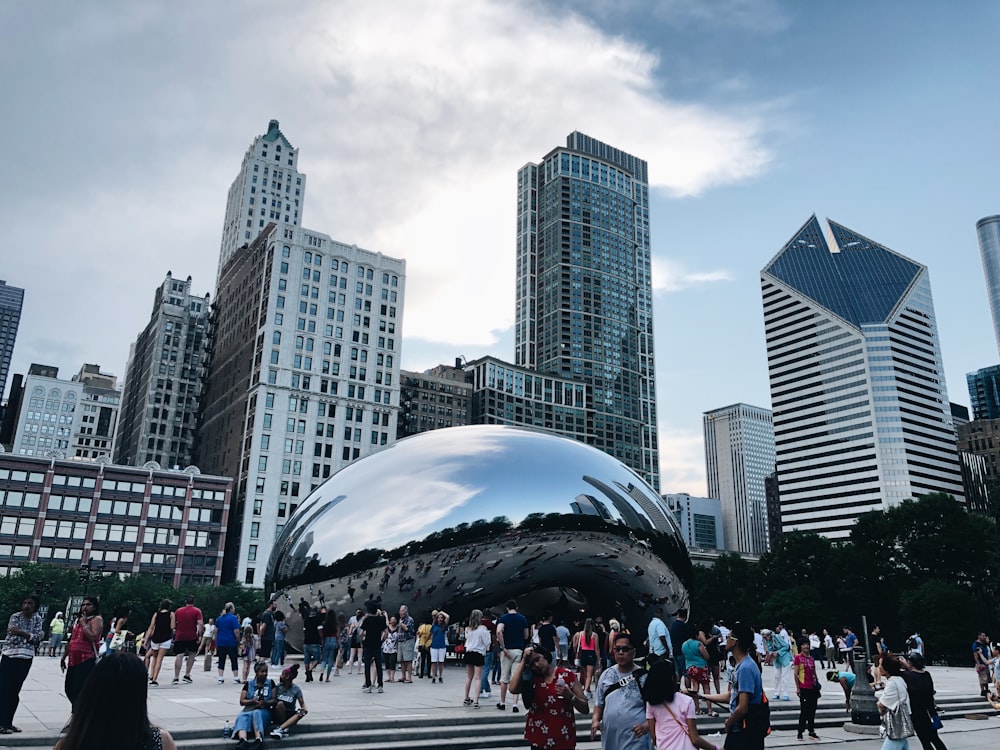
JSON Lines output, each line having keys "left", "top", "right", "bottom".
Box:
{"left": 271, "top": 509, "right": 693, "bottom": 597}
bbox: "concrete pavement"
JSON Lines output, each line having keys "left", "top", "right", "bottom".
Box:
{"left": 8, "top": 654, "right": 1000, "bottom": 748}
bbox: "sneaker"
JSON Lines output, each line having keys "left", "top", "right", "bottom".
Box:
{"left": 234, "top": 678, "right": 242, "bottom": 684}
{"left": 473, "top": 702, "right": 480, "bottom": 708}
{"left": 236, "top": 740, "right": 247, "bottom": 750}
{"left": 363, "top": 686, "right": 372, "bottom": 693}
{"left": 254, "top": 739, "right": 262, "bottom": 747}
{"left": 171, "top": 679, "right": 179, "bottom": 685}
{"left": 377, "top": 686, "right": 384, "bottom": 693}
{"left": 318, "top": 673, "right": 323, "bottom": 682}
{"left": 464, "top": 698, "right": 474, "bottom": 706}
{"left": 270, "top": 728, "right": 284, "bottom": 739}
{"left": 218, "top": 678, "right": 225, "bottom": 684}
{"left": 431, "top": 677, "right": 436, "bottom": 683}
{"left": 808, "top": 733, "right": 820, "bottom": 740}
{"left": 149, "top": 680, "right": 158, "bottom": 686}
{"left": 496, "top": 703, "right": 505, "bottom": 711}
{"left": 183, "top": 675, "right": 193, "bottom": 683}
{"left": 512, "top": 706, "right": 519, "bottom": 713}
{"left": 480, "top": 691, "right": 492, "bottom": 699}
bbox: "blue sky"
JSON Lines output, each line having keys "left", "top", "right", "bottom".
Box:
{"left": 1, "top": 1, "right": 997, "bottom": 495}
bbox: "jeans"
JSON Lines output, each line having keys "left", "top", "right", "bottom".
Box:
{"left": 363, "top": 647, "right": 383, "bottom": 687}
{"left": 480, "top": 649, "right": 494, "bottom": 694}
{"left": 271, "top": 640, "right": 286, "bottom": 666}
{"left": 322, "top": 637, "right": 339, "bottom": 674}
{"left": 418, "top": 645, "right": 431, "bottom": 677}
{"left": 0, "top": 655, "right": 33, "bottom": 727}
{"left": 303, "top": 644, "right": 321, "bottom": 669}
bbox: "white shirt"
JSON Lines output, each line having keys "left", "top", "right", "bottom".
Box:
{"left": 464, "top": 625, "right": 491, "bottom": 655}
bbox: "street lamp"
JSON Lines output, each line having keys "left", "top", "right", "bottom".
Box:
{"left": 78, "top": 560, "right": 106, "bottom": 596}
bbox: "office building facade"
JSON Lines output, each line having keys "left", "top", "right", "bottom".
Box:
{"left": 761, "top": 216, "right": 964, "bottom": 538}
{"left": 11, "top": 363, "right": 121, "bottom": 460}
{"left": 703, "top": 403, "right": 774, "bottom": 555}
{"left": 198, "top": 223, "right": 404, "bottom": 586}
{"left": 967, "top": 365, "right": 1000, "bottom": 421}
{"left": 976, "top": 215, "right": 1000, "bottom": 355}
{"left": 218, "top": 120, "right": 306, "bottom": 280}
{"left": 515, "top": 133, "right": 659, "bottom": 489}
{"left": 0, "top": 280, "right": 24, "bottom": 401}
{"left": 115, "top": 272, "right": 211, "bottom": 468}
{"left": 398, "top": 362, "right": 472, "bottom": 439}
{"left": 0, "top": 453, "right": 231, "bottom": 585}
{"left": 662, "top": 493, "right": 724, "bottom": 550}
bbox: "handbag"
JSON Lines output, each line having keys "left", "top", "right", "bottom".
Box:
{"left": 929, "top": 712, "right": 943, "bottom": 731}
{"left": 880, "top": 704, "right": 915, "bottom": 740}
{"left": 109, "top": 630, "right": 128, "bottom": 651}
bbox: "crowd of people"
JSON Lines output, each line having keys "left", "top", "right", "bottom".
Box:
{"left": 3, "top": 589, "right": 998, "bottom": 750}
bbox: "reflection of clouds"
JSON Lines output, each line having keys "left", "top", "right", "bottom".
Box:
{"left": 317, "top": 473, "right": 485, "bottom": 551}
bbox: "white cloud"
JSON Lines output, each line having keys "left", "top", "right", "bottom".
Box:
{"left": 1, "top": 0, "right": 772, "bottom": 382}
{"left": 657, "top": 426, "right": 708, "bottom": 496}
{"left": 652, "top": 257, "right": 734, "bottom": 293}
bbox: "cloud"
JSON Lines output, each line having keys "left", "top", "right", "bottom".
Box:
{"left": 652, "top": 258, "right": 734, "bottom": 293}
{"left": 0, "top": 0, "right": 773, "bottom": 384}
{"left": 657, "top": 426, "right": 708, "bottom": 496}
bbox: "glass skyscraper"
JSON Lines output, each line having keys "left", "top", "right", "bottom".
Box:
{"left": 967, "top": 364, "right": 1000, "bottom": 421}
{"left": 976, "top": 215, "right": 1000, "bottom": 355}
{"left": 0, "top": 280, "right": 24, "bottom": 401}
{"left": 515, "top": 133, "right": 659, "bottom": 489}
{"left": 761, "top": 216, "right": 964, "bottom": 539}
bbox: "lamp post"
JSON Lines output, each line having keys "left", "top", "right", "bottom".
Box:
{"left": 849, "top": 614, "right": 880, "bottom": 726}
{"left": 78, "top": 560, "right": 105, "bottom": 596}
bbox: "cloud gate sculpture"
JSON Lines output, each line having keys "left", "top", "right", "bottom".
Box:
{"left": 266, "top": 425, "right": 690, "bottom": 647}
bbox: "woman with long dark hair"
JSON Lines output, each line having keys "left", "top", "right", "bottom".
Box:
{"left": 902, "top": 651, "right": 947, "bottom": 750}
{"left": 510, "top": 644, "right": 589, "bottom": 749}
{"left": 143, "top": 599, "right": 174, "bottom": 686}
{"left": 641, "top": 659, "right": 720, "bottom": 750}
{"left": 61, "top": 596, "right": 103, "bottom": 709}
{"left": 56, "top": 651, "right": 176, "bottom": 750}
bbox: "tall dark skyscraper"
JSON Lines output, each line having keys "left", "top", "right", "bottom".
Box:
{"left": 761, "top": 216, "right": 964, "bottom": 539}
{"left": 0, "top": 280, "right": 24, "bottom": 400}
{"left": 515, "top": 133, "right": 659, "bottom": 489}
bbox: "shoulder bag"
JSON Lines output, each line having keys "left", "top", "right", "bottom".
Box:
{"left": 880, "top": 704, "right": 915, "bottom": 740}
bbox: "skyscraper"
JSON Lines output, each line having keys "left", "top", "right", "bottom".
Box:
{"left": 115, "top": 272, "right": 211, "bottom": 468}
{"left": 976, "top": 215, "right": 1000, "bottom": 354}
{"left": 703, "top": 403, "right": 774, "bottom": 555}
{"left": 761, "top": 216, "right": 964, "bottom": 538}
{"left": 0, "top": 280, "right": 25, "bottom": 400}
{"left": 967, "top": 364, "right": 1000, "bottom": 421}
{"left": 217, "top": 120, "right": 306, "bottom": 281}
{"left": 199, "top": 123, "right": 404, "bottom": 586}
{"left": 515, "top": 132, "right": 659, "bottom": 488}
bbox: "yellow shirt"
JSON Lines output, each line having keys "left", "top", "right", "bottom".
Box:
{"left": 417, "top": 623, "right": 433, "bottom": 648}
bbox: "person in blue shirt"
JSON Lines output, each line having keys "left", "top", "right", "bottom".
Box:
{"left": 703, "top": 623, "right": 764, "bottom": 750}
{"left": 826, "top": 669, "right": 856, "bottom": 713}
{"left": 215, "top": 603, "right": 241, "bottom": 684}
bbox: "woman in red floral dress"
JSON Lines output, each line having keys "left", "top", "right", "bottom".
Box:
{"left": 510, "top": 644, "right": 589, "bottom": 749}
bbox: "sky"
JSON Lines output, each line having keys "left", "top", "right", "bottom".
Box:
{"left": 2, "top": 1, "right": 998, "bottom": 496}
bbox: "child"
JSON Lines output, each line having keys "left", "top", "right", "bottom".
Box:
{"left": 239, "top": 625, "right": 258, "bottom": 683}
{"left": 640, "top": 659, "right": 720, "bottom": 750}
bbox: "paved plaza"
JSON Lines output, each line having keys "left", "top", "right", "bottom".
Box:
{"left": 7, "top": 655, "right": 999, "bottom": 748}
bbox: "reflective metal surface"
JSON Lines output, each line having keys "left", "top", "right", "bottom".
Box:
{"left": 266, "top": 425, "right": 690, "bottom": 646}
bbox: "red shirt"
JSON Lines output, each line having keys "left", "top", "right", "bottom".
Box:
{"left": 174, "top": 605, "right": 203, "bottom": 641}
{"left": 524, "top": 667, "right": 578, "bottom": 749}
{"left": 67, "top": 617, "right": 100, "bottom": 667}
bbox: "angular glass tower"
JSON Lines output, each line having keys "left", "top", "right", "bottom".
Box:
{"left": 976, "top": 215, "right": 1000, "bottom": 355}
{"left": 761, "top": 216, "right": 964, "bottom": 538}
{"left": 515, "top": 133, "right": 659, "bottom": 489}
{"left": 0, "top": 280, "right": 24, "bottom": 401}
{"left": 967, "top": 364, "right": 1000, "bottom": 421}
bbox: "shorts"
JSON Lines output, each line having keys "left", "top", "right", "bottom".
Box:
{"left": 430, "top": 647, "right": 447, "bottom": 664}
{"left": 303, "top": 644, "right": 322, "bottom": 666}
{"left": 150, "top": 639, "right": 173, "bottom": 651}
{"left": 383, "top": 652, "right": 398, "bottom": 670}
{"left": 465, "top": 651, "right": 485, "bottom": 667}
{"left": 687, "top": 665, "right": 711, "bottom": 685}
{"left": 499, "top": 648, "right": 523, "bottom": 683}
{"left": 397, "top": 638, "right": 415, "bottom": 662}
{"left": 579, "top": 650, "right": 597, "bottom": 668}
{"left": 172, "top": 639, "right": 199, "bottom": 656}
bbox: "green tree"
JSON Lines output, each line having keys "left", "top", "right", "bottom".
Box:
{"left": 899, "top": 580, "right": 979, "bottom": 664}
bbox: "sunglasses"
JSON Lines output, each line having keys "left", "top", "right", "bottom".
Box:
{"left": 613, "top": 646, "right": 635, "bottom": 653}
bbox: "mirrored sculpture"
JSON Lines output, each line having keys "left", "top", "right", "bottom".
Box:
{"left": 266, "top": 425, "right": 691, "bottom": 647}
